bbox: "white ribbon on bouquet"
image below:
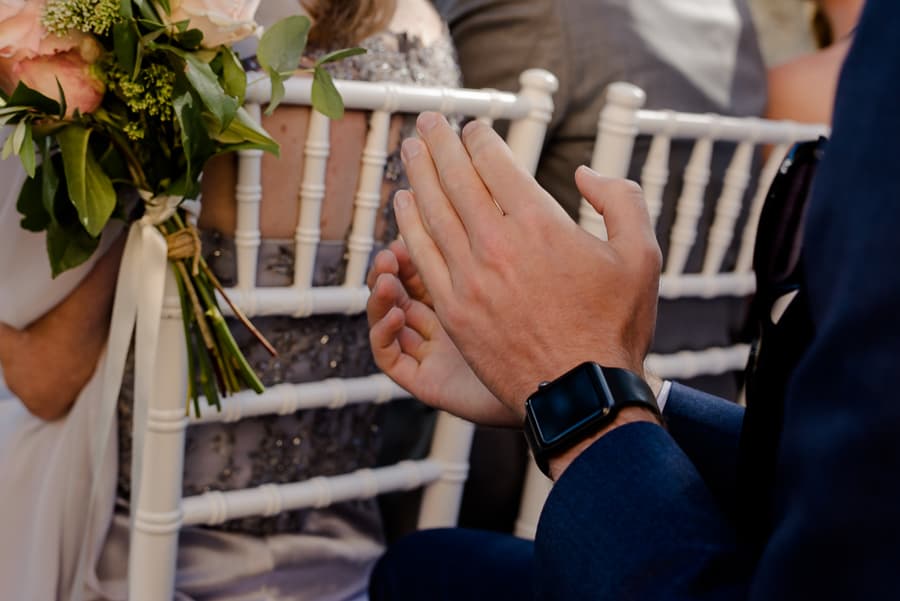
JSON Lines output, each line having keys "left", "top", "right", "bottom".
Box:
{"left": 72, "top": 194, "right": 180, "bottom": 601}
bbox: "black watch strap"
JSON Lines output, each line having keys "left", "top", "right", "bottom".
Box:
{"left": 524, "top": 364, "right": 659, "bottom": 478}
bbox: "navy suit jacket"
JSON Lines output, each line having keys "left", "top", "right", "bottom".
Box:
{"left": 534, "top": 1, "right": 900, "bottom": 598}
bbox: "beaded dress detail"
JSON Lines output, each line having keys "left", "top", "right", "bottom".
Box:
{"left": 116, "top": 29, "right": 460, "bottom": 544}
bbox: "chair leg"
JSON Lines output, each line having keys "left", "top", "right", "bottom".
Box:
{"left": 128, "top": 269, "right": 188, "bottom": 601}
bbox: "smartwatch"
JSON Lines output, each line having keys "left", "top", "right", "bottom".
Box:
{"left": 523, "top": 362, "right": 659, "bottom": 477}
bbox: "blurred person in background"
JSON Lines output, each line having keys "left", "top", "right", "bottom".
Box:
{"left": 767, "top": 0, "right": 864, "bottom": 124}
{"left": 428, "top": 0, "right": 768, "bottom": 534}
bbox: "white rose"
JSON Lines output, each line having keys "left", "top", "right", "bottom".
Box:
{"left": 165, "top": 0, "right": 262, "bottom": 48}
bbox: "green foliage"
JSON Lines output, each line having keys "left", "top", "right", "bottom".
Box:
{"left": 316, "top": 47, "right": 367, "bottom": 67}
{"left": 257, "top": 15, "right": 310, "bottom": 115}
{"left": 11, "top": 2, "right": 357, "bottom": 279}
{"left": 56, "top": 125, "right": 117, "bottom": 237}
{"left": 311, "top": 67, "right": 345, "bottom": 120}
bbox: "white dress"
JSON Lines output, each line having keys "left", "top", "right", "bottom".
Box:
{"left": 0, "top": 3, "right": 459, "bottom": 598}
{"left": 0, "top": 131, "right": 120, "bottom": 601}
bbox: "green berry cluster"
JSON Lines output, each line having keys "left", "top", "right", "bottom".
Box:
{"left": 43, "top": 0, "right": 121, "bottom": 36}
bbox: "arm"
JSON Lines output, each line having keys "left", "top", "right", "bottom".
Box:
{"left": 663, "top": 382, "right": 744, "bottom": 516}
{"left": 750, "top": 1, "right": 900, "bottom": 596}
{"left": 383, "top": 109, "right": 745, "bottom": 598}
{"left": 545, "top": 1, "right": 900, "bottom": 598}
{"left": 0, "top": 234, "right": 124, "bottom": 420}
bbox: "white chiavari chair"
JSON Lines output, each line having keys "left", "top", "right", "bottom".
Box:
{"left": 127, "top": 69, "right": 558, "bottom": 600}
{"left": 513, "top": 81, "right": 829, "bottom": 541}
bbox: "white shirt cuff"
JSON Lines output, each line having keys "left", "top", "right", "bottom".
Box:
{"left": 656, "top": 379, "right": 672, "bottom": 414}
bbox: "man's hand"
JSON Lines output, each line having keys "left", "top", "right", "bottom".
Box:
{"left": 366, "top": 240, "right": 520, "bottom": 427}
{"left": 395, "top": 112, "right": 662, "bottom": 419}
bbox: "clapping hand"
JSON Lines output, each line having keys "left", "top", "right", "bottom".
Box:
{"left": 366, "top": 239, "right": 520, "bottom": 427}
{"left": 388, "top": 113, "right": 662, "bottom": 420}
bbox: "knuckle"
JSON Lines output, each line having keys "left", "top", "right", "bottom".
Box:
{"left": 462, "top": 121, "right": 495, "bottom": 159}
{"left": 640, "top": 238, "right": 663, "bottom": 272}
{"left": 609, "top": 178, "right": 644, "bottom": 199}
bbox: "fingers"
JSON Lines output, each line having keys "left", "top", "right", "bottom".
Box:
{"left": 367, "top": 272, "right": 410, "bottom": 327}
{"left": 392, "top": 190, "right": 454, "bottom": 303}
{"left": 369, "top": 305, "right": 418, "bottom": 381}
{"left": 415, "top": 113, "right": 501, "bottom": 230}
{"left": 388, "top": 239, "right": 433, "bottom": 307}
{"left": 575, "top": 166, "right": 657, "bottom": 250}
{"left": 401, "top": 137, "right": 471, "bottom": 266}
{"left": 460, "top": 120, "right": 554, "bottom": 216}
{"left": 367, "top": 248, "right": 399, "bottom": 291}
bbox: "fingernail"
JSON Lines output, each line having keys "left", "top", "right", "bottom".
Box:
{"left": 577, "top": 165, "right": 601, "bottom": 180}
{"left": 394, "top": 190, "right": 410, "bottom": 211}
{"left": 417, "top": 112, "right": 440, "bottom": 133}
{"left": 462, "top": 119, "right": 480, "bottom": 139}
{"left": 401, "top": 138, "right": 422, "bottom": 162}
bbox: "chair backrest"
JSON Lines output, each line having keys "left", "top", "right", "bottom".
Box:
{"left": 128, "top": 69, "right": 558, "bottom": 600}
{"left": 582, "top": 82, "right": 828, "bottom": 380}
{"left": 513, "top": 81, "right": 829, "bottom": 541}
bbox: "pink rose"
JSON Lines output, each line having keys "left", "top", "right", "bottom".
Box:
{"left": 165, "top": 0, "right": 261, "bottom": 48}
{"left": 0, "top": 0, "right": 47, "bottom": 61}
{"left": 0, "top": 35, "right": 104, "bottom": 116}
{"left": 0, "top": 1, "right": 104, "bottom": 116}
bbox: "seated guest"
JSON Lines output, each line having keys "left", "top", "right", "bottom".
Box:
{"left": 0, "top": 1, "right": 460, "bottom": 599}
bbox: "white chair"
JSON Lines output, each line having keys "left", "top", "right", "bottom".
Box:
{"left": 513, "top": 81, "right": 829, "bottom": 540}
{"left": 127, "top": 69, "right": 558, "bottom": 600}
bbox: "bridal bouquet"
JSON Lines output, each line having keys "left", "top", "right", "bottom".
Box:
{"left": 0, "top": 0, "right": 361, "bottom": 414}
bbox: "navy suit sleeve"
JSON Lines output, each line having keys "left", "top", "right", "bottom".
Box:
{"left": 534, "top": 423, "right": 748, "bottom": 600}
{"left": 536, "top": 2, "right": 900, "bottom": 598}
{"left": 746, "top": 1, "right": 900, "bottom": 597}
{"left": 664, "top": 383, "right": 744, "bottom": 516}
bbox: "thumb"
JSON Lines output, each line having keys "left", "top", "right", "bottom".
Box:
{"left": 575, "top": 166, "right": 654, "bottom": 246}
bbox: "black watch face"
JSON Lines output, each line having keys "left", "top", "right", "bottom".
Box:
{"left": 528, "top": 363, "right": 615, "bottom": 445}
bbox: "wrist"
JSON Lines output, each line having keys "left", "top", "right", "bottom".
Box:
{"left": 511, "top": 352, "right": 646, "bottom": 417}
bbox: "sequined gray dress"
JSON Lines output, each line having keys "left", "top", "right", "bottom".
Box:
{"left": 96, "top": 28, "right": 460, "bottom": 601}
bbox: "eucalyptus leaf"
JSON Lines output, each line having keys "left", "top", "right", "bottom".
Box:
{"left": 311, "top": 67, "right": 344, "bottom": 119}
{"left": 176, "top": 49, "right": 239, "bottom": 130}
{"left": 156, "top": 0, "right": 171, "bottom": 15}
{"left": 18, "top": 121, "right": 35, "bottom": 178}
{"left": 219, "top": 48, "right": 246, "bottom": 105}
{"left": 264, "top": 68, "right": 285, "bottom": 115}
{"left": 208, "top": 107, "right": 279, "bottom": 155}
{"left": 257, "top": 15, "right": 310, "bottom": 74}
{"left": 16, "top": 167, "right": 50, "bottom": 232}
{"left": 315, "top": 47, "right": 367, "bottom": 67}
{"left": 56, "top": 125, "right": 117, "bottom": 237}
{"left": 46, "top": 219, "right": 100, "bottom": 277}
{"left": 10, "top": 119, "right": 26, "bottom": 153}
{"left": 2, "top": 125, "right": 18, "bottom": 158}
{"left": 173, "top": 88, "right": 214, "bottom": 188}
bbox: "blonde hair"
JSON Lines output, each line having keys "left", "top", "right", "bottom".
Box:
{"left": 302, "top": 0, "right": 397, "bottom": 47}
